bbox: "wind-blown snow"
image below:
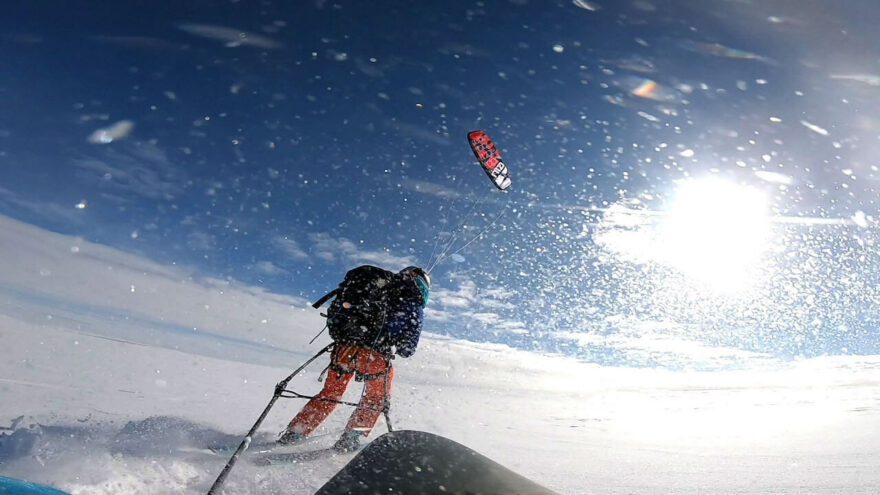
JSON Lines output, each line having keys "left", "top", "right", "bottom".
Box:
{"left": 1, "top": 214, "right": 879, "bottom": 494}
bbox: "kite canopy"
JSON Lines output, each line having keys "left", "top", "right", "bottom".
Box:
{"left": 468, "top": 130, "right": 512, "bottom": 190}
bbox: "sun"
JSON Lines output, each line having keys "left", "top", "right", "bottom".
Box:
{"left": 658, "top": 178, "right": 772, "bottom": 292}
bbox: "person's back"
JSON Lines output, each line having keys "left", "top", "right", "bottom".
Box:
{"left": 281, "top": 265, "right": 430, "bottom": 452}
{"left": 325, "top": 265, "right": 397, "bottom": 351}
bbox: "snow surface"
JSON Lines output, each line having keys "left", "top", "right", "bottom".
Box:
{"left": 1, "top": 214, "right": 880, "bottom": 494}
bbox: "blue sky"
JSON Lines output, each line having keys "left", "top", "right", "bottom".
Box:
{"left": 1, "top": 0, "right": 879, "bottom": 368}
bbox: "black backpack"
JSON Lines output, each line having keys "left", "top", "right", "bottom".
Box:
{"left": 313, "top": 265, "right": 397, "bottom": 347}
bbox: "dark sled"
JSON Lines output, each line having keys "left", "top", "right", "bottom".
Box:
{"left": 315, "top": 430, "right": 559, "bottom": 495}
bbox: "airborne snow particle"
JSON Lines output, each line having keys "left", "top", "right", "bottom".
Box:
{"left": 87, "top": 120, "right": 134, "bottom": 144}
{"left": 852, "top": 211, "right": 868, "bottom": 228}
{"left": 603, "top": 94, "right": 624, "bottom": 106}
{"left": 755, "top": 170, "right": 793, "bottom": 185}
{"left": 679, "top": 149, "right": 694, "bottom": 158}
{"left": 631, "top": 79, "right": 658, "bottom": 98}
{"left": 800, "top": 120, "right": 829, "bottom": 136}
{"left": 553, "top": 44, "right": 564, "bottom": 53}
{"left": 637, "top": 111, "right": 659, "bottom": 122}
{"left": 75, "top": 200, "right": 87, "bottom": 209}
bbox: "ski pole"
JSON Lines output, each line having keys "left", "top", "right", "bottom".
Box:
{"left": 207, "top": 343, "right": 334, "bottom": 495}
{"left": 382, "top": 360, "right": 394, "bottom": 433}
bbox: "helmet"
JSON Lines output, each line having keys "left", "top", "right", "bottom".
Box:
{"left": 400, "top": 266, "right": 430, "bottom": 306}
{"left": 400, "top": 266, "right": 430, "bottom": 288}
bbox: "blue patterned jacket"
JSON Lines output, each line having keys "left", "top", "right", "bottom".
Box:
{"left": 381, "top": 278, "right": 424, "bottom": 358}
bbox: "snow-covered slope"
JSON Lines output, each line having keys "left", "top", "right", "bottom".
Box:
{"left": 2, "top": 214, "right": 880, "bottom": 494}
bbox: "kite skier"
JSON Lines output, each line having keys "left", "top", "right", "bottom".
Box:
{"left": 279, "top": 265, "right": 430, "bottom": 452}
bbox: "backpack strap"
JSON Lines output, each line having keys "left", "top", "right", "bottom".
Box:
{"left": 312, "top": 288, "right": 338, "bottom": 309}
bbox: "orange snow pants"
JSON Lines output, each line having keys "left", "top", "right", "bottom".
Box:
{"left": 286, "top": 344, "right": 393, "bottom": 438}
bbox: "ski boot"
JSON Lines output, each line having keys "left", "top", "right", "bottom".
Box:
{"left": 277, "top": 429, "right": 306, "bottom": 445}
{"left": 332, "top": 430, "right": 362, "bottom": 453}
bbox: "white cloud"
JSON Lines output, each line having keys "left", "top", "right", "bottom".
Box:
{"left": 428, "top": 274, "right": 525, "bottom": 335}
{"left": 385, "top": 120, "right": 452, "bottom": 146}
{"left": 0, "top": 186, "right": 84, "bottom": 223}
{"left": 556, "top": 317, "right": 775, "bottom": 369}
{"left": 480, "top": 314, "right": 529, "bottom": 334}
{"left": 481, "top": 287, "right": 515, "bottom": 299}
{"left": 307, "top": 232, "right": 414, "bottom": 268}
{"left": 435, "top": 293, "right": 472, "bottom": 308}
{"left": 592, "top": 200, "right": 660, "bottom": 265}
{"left": 468, "top": 312, "right": 502, "bottom": 325}
{"left": 176, "top": 23, "right": 283, "bottom": 49}
{"left": 400, "top": 178, "right": 463, "bottom": 199}
{"left": 424, "top": 307, "right": 455, "bottom": 321}
{"left": 622, "top": 333, "right": 768, "bottom": 362}
{"left": 477, "top": 297, "right": 516, "bottom": 311}
{"left": 433, "top": 278, "right": 477, "bottom": 307}
{"left": 252, "top": 260, "right": 287, "bottom": 275}
{"left": 187, "top": 231, "right": 215, "bottom": 251}
{"left": 0, "top": 214, "right": 323, "bottom": 369}
{"left": 457, "top": 310, "right": 528, "bottom": 335}
{"left": 273, "top": 236, "right": 309, "bottom": 261}
{"left": 434, "top": 275, "right": 515, "bottom": 311}
{"left": 71, "top": 141, "right": 184, "bottom": 200}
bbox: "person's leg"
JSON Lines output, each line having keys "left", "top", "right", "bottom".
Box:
{"left": 285, "top": 368, "right": 353, "bottom": 437}
{"left": 345, "top": 356, "right": 394, "bottom": 436}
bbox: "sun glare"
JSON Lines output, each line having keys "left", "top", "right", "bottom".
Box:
{"left": 659, "top": 178, "right": 771, "bottom": 292}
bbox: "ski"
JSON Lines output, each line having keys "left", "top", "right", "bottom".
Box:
{"left": 207, "top": 440, "right": 279, "bottom": 456}
{"left": 206, "top": 429, "right": 342, "bottom": 456}
{"left": 252, "top": 445, "right": 362, "bottom": 466}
